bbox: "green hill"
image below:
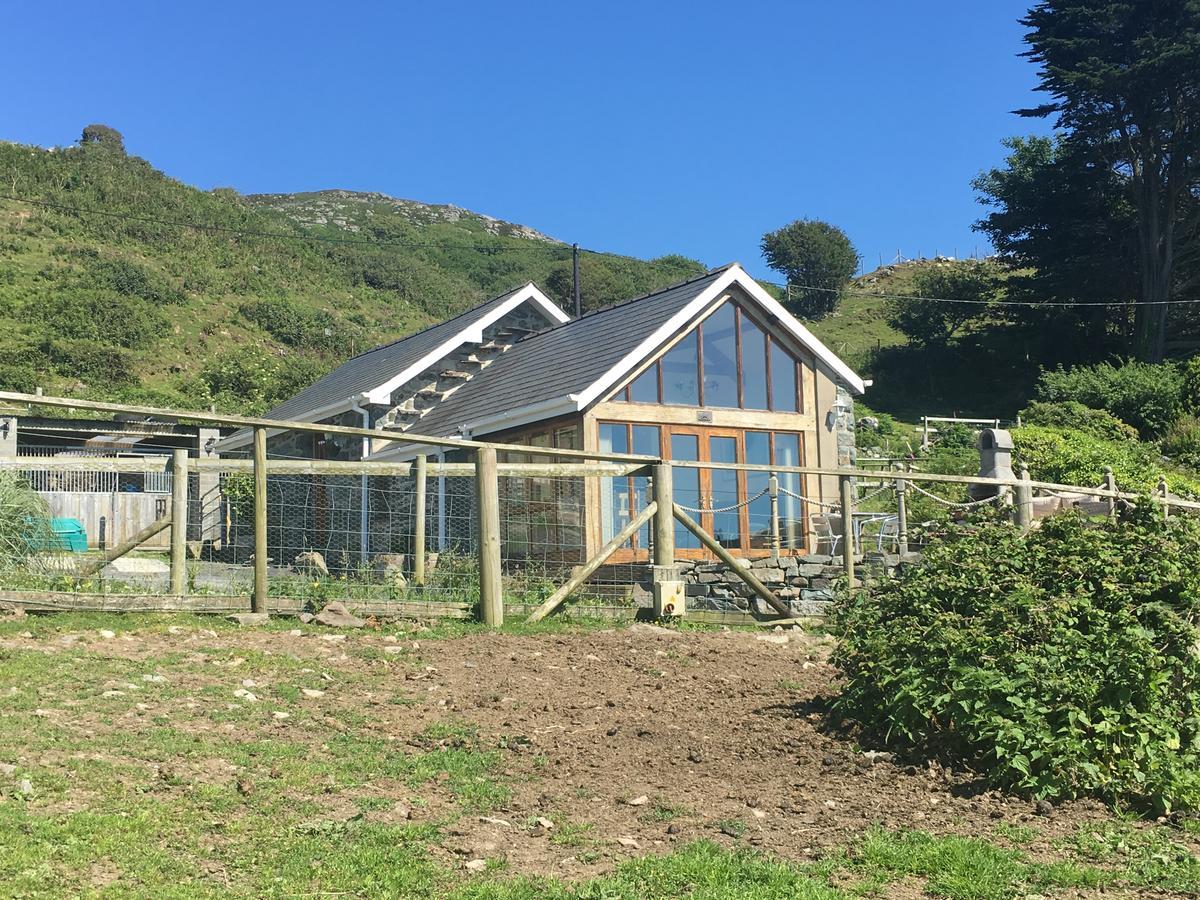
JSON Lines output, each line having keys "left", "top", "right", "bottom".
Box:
{"left": 0, "top": 138, "right": 702, "bottom": 413}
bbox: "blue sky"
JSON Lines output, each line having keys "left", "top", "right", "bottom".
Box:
{"left": 2, "top": 1, "right": 1052, "bottom": 280}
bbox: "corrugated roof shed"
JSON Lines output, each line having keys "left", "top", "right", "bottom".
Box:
{"left": 413, "top": 267, "right": 732, "bottom": 437}
{"left": 261, "top": 287, "right": 526, "bottom": 422}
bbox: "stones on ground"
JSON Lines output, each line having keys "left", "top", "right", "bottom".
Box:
{"left": 719, "top": 822, "right": 742, "bottom": 837}
{"left": 617, "top": 837, "right": 641, "bottom": 850}
{"left": 99, "top": 629, "right": 116, "bottom": 639}
{"left": 625, "top": 795, "right": 648, "bottom": 806}
{"left": 479, "top": 816, "right": 512, "bottom": 828}
{"left": 465, "top": 859, "right": 487, "bottom": 872}
{"left": 298, "top": 613, "right": 314, "bottom": 624}
{"left": 293, "top": 550, "right": 329, "bottom": 577}
{"left": 233, "top": 688, "right": 258, "bottom": 702}
{"left": 142, "top": 674, "right": 166, "bottom": 683}
{"left": 272, "top": 711, "right": 290, "bottom": 720}
{"left": 666, "top": 823, "right": 680, "bottom": 835}
{"left": 372, "top": 553, "right": 407, "bottom": 587}
{"left": 227, "top": 613, "right": 268, "bottom": 626}
{"left": 0, "top": 763, "right": 16, "bottom": 776}
{"left": 393, "top": 802, "right": 412, "bottom": 820}
{"left": 17, "top": 778, "right": 33, "bottom": 796}
{"left": 319, "top": 634, "right": 346, "bottom": 643}
{"left": 312, "top": 601, "right": 365, "bottom": 629}
{"left": 236, "top": 778, "right": 254, "bottom": 796}
{"left": 301, "top": 688, "right": 325, "bottom": 699}
{"left": 1034, "top": 799, "right": 1054, "bottom": 816}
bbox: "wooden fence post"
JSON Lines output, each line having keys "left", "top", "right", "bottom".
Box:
{"left": 413, "top": 454, "right": 427, "bottom": 586}
{"left": 475, "top": 446, "right": 503, "bottom": 626}
{"left": 652, "top": 464, "right": 674, "bottom": 570}
{"left": 1014, "top": 464, "right": 1033, "bottom": 531}
{"left": 839, "top": 474, "right": 855, "bottom": 583}
{"left": 1158, "top": 475, "right": 1170, "bottom": 521}
{"left": 768, "top": 474, "right": 780, "bottom": 561}
{"left": 895, "top": 473, "right": 908, "bottom": 556}
{"left": 170, "top": 448, "right": 188, "bottom": 596}
{"left": 1103, "top": 466, "right": 1116, "bottom": 519}
{"left": 252, "top": 426, "right": 268, "bottom": 615}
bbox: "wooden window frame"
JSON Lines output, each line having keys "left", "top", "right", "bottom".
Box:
{"left": 613, "top": 302, "right": 804, "bottom": 413}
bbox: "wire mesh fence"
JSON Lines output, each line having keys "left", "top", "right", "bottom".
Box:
{"left": 3, "top": 412, "right": 1190, "bottom": 620}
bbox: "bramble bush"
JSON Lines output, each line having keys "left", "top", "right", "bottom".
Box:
{"left": 834, "top": 506, "right": 1200, "bottom": 813}
{"left": 1018, "top": 400, "right": 1138, "bottom": 443}
{"left": 1036, "top": 360, "right": 1185, "bottom": 439}
{"left": 1012, "top": 425, "right": 1200, "bottom": 498}
{"left": 1161, "top": 416, "right": 1200, "bottom": 471}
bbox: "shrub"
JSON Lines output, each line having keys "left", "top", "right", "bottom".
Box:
{"left": 25, "top": 292, "right": 167, "bottom": 348}
{"left": 1036, "top": 361, "right": 1184, "bottom": 439}
{"left": 45, "top": 340, "right": 137, "bottom": 386}
{"left": 834, "top": 507, "right": 1200, "bottom": 813}
{"left": 83, "top": 258, "right": 185, "bottom": 305}
{"left": 197, "top": 348, "right": 327, "bottom": 413}
{"left": 935, "top": 423, "right": 975, "bottom": 449}
{"left": 1019, "top": 400, "right": 1138, "bottom": 443}
{"left": 1162, "top": 416, "right": 1200, "bottom": 470}
{"left": 1012, "top": 425, "right": 1200, "bottom": 498}
{"left": 0, "top": 472, "right": 56, "bottom": 571}
{"left": 238, "top": 298, "right": 355, "bottom": 351}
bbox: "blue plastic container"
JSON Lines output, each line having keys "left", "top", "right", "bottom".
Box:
{"left": 49, "top": 518, "right": 88, "bottom": 553}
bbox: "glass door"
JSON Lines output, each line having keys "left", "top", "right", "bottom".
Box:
{"left": 669, "top": 427, "right": 745, "bottom": 557}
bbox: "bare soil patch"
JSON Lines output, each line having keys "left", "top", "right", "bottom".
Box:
{"left": 2, "top": 616, "right": 1192, "bottom": 893}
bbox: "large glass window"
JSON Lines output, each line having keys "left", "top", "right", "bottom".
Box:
{"left": 770, "top": 341, "right": 798, "bottom": 413}
{"left": 745, "top": 431, "right": 772, "bottom": 548}
{"left": 701, "top": 304, "right": 738, "bottom": 408}
{"left": 599, "top": 423, "right": 660, "bottom": 548}
{"left": 709, "top": 435, "right": 740, "bottom": 548}
{"left": 599, "top": 424, "right": 630, "bottom": 546}
{"left": 629, "top": 365, "right": 658, "bottom": 403}
{"left": 615, "top": 303, "right": 804, "bottom": 413}
{"left": 741, "top": 314, "right": 769, "bottom": 410}
{"left": 671, "top": 433, "right": 701, "bottom": 549}
{"left": 661, "top": 331, "right": 699, "bottom": 405}
{"left": 775, "top": 432, "right": 803, "bottom": 548}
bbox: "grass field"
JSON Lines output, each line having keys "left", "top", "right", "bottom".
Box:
{"left": 0, "top": 611, "right": 1196, "bottom": 898}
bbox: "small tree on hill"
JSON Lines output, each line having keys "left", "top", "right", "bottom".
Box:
{"left": 79, "top": 124, "right": 125, "bottom": 153}
{"left": 760, "top": 219, "right": 858, "bottom": 319}
{"left": 886, "top": 261, "right": 1000, "bottom": 347}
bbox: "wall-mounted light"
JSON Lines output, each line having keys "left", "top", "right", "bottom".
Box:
{"left": 0, "top": 419, "right": 9, "bottom": 441}
{"left": 203, "top": 436, "right": 217, "bottom": 456}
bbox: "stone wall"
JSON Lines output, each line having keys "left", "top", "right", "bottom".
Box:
{"left": 677, "top": 551, "right": 920, "bottom": 617}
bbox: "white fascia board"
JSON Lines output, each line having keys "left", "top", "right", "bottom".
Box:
{"left": 364, "top": 284, "right": 570, "bottom": 406}
{"left": 574, "top": 264, "right": 865, "bottom": 407}
{"left": 730, "top": 268, "right": 867, "bottom": 395}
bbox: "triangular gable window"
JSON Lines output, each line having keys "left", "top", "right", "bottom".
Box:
{"left": 617, "top": 301, "right": 802, "bottom": 412}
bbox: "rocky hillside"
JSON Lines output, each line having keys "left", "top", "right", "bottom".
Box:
{"left": 0, "top": 136, "right": 702, "bottom": 413}
{"left": 248, "top": 190, "right": 559, "bottom": 243}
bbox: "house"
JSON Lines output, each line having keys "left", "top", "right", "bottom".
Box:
{"left": 222, "top": 263, "right": 865, "bottom": 563}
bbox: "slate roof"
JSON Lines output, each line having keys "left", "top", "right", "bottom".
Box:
{"left": 261, "top": 286, "right": 528, "bottom": 422}
{"left": 412, "top": 266, "right": 734, "bottom": 437}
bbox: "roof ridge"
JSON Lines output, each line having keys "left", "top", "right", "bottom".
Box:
{"left": 492, "top": 263, "right": 738, "bottom": 353}
{"left": 341, "top": 282, "right": 531, "bottom": 363}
